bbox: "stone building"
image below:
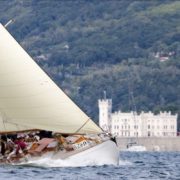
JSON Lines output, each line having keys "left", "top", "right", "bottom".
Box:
{"left": 98, "top": 98, "right": 178, "bottom": 137}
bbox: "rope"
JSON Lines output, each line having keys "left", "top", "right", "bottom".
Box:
{"left": 74, "top": 118, "right": 90, "bottom": 134}
{"left": 0, "top": 111, "right": 30, "bottom": 135}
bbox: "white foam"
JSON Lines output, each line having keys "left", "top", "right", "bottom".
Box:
{"left": 125, "top": 145, "right": 147, "bottom": 152}
{"left": 19, "top": 155, "right": 112, "bottom": 167}
{"left": 118, "top": 159, "right": 133, "bottom": 166}
{"left": 19, "top": 156, "right": 132, "bottom": 168}
{"left": 18, "top": 140, "right": 119, "bottom": 167}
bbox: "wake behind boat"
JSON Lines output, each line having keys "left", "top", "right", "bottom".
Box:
{"left": 126, "top": 145, "right": 147, "bottom": 152}
{"left": 0, "top": 23, "right": 119, "bottom": 166}
{"left": 125, "top": 141, "right": 146, "bottom": 152}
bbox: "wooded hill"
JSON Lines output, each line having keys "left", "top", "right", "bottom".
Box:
{"left": 0, "top": 0, "right": 179, "bottom": 128}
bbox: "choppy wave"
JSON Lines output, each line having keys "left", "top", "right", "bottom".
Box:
{"left": 1, "top": 152, "right": 180, "bottom": 180}
{"left": 118, "top": 159, "right": 133, "bottom": 166}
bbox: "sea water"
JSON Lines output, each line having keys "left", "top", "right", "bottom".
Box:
{"left": 0, "top": 152, "right": 180, "bottom": 180}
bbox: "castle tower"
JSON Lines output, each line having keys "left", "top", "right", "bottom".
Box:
{"left": 98, "top": 98, "right": 112, "bottom": 132}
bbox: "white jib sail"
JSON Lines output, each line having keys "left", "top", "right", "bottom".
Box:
{"left": 0, "top": 23, "right": 102, "bottom": 134}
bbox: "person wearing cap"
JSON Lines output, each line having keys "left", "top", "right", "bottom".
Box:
{"left": 14, "top": 134, "right": 27, "bottom": 155}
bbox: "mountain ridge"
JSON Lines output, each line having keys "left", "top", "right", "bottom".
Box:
{"left": 0, "top": 0, "right": 179, "bottom": 128}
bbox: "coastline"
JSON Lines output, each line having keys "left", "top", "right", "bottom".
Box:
{"left": 116, "top": 137, "right": 180, "bottom": 151}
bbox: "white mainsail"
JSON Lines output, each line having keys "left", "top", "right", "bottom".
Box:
{"left": 0, "top": 23, "right": 102, "bottom": 134}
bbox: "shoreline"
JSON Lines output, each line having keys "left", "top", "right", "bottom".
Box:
{"left": 116, "top": 137, "right": 180, "bottom": 151}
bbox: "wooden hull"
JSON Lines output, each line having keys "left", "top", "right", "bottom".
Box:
{"left": 2, "top": 140, "right": 119, "bottom": 167}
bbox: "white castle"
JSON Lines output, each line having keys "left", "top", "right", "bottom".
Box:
{"left": 98, "top": 98, "right": 178, "bottom": 137}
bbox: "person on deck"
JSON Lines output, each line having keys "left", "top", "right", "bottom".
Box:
{"left": 14, "top": 134, "right": 27, "bottom": 155}
{"left": 6, "top": 138, "right": 15, "bottom": 154}
{"left": 0, "top": 135, "right": 7, "bottom": 157}
{"left": 7, "top": 134, "right": 27, "bottom": 161}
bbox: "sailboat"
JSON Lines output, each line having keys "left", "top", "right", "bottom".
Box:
{"left": 125, "top": 71, "right": 146, "bottom": 152}
{"left": 0, "top": 23, "right": 119, "bottom": 166}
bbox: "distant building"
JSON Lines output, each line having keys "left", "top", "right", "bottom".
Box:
{"left": 98, "top": 98, "right": 178, "bottom": 137}
{"left": 153, "top": 51, "right": 175, "bottom": 62}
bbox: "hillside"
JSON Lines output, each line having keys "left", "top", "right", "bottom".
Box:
{"left": 0, "top": 0, "right": 179, "bottom": 127}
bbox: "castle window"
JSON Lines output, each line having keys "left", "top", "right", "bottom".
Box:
{"left": 134, "top": 132, "right": 138, "bottom": 136}
{"left": 134, "top": 125, "right": 138, "bottom": 129}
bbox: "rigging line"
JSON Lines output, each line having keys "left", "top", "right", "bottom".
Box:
{"left": 5, "top": 118, "right": 59, "bottom": 127}
{"left": 0, "top": 112, "right": 23, "bottom": 127}
{"left": 2, "top": 118, "right": 32, "bottom": 130}
{"left": 128, "top": 67, "right": 138, "bottom": 138}
{"left": 1, "top": 113, "right": 7, "bottom": 134}
{"left": 1, "top": 114, "right": 24, "bottom": 131}
{"left": 74, "top": 118, "right": 90, "bottom": 134}
{"left": 4, "top": 19, "right": 14, "bottom": 28}
{"left": 0, "top": 112, "right": 16, "bottom": 138}
{"left": 127, "top": 68, "right": 137, "bottom": 113}
{"left": 15, "top": 123, "right": 20, "bottom": 131}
